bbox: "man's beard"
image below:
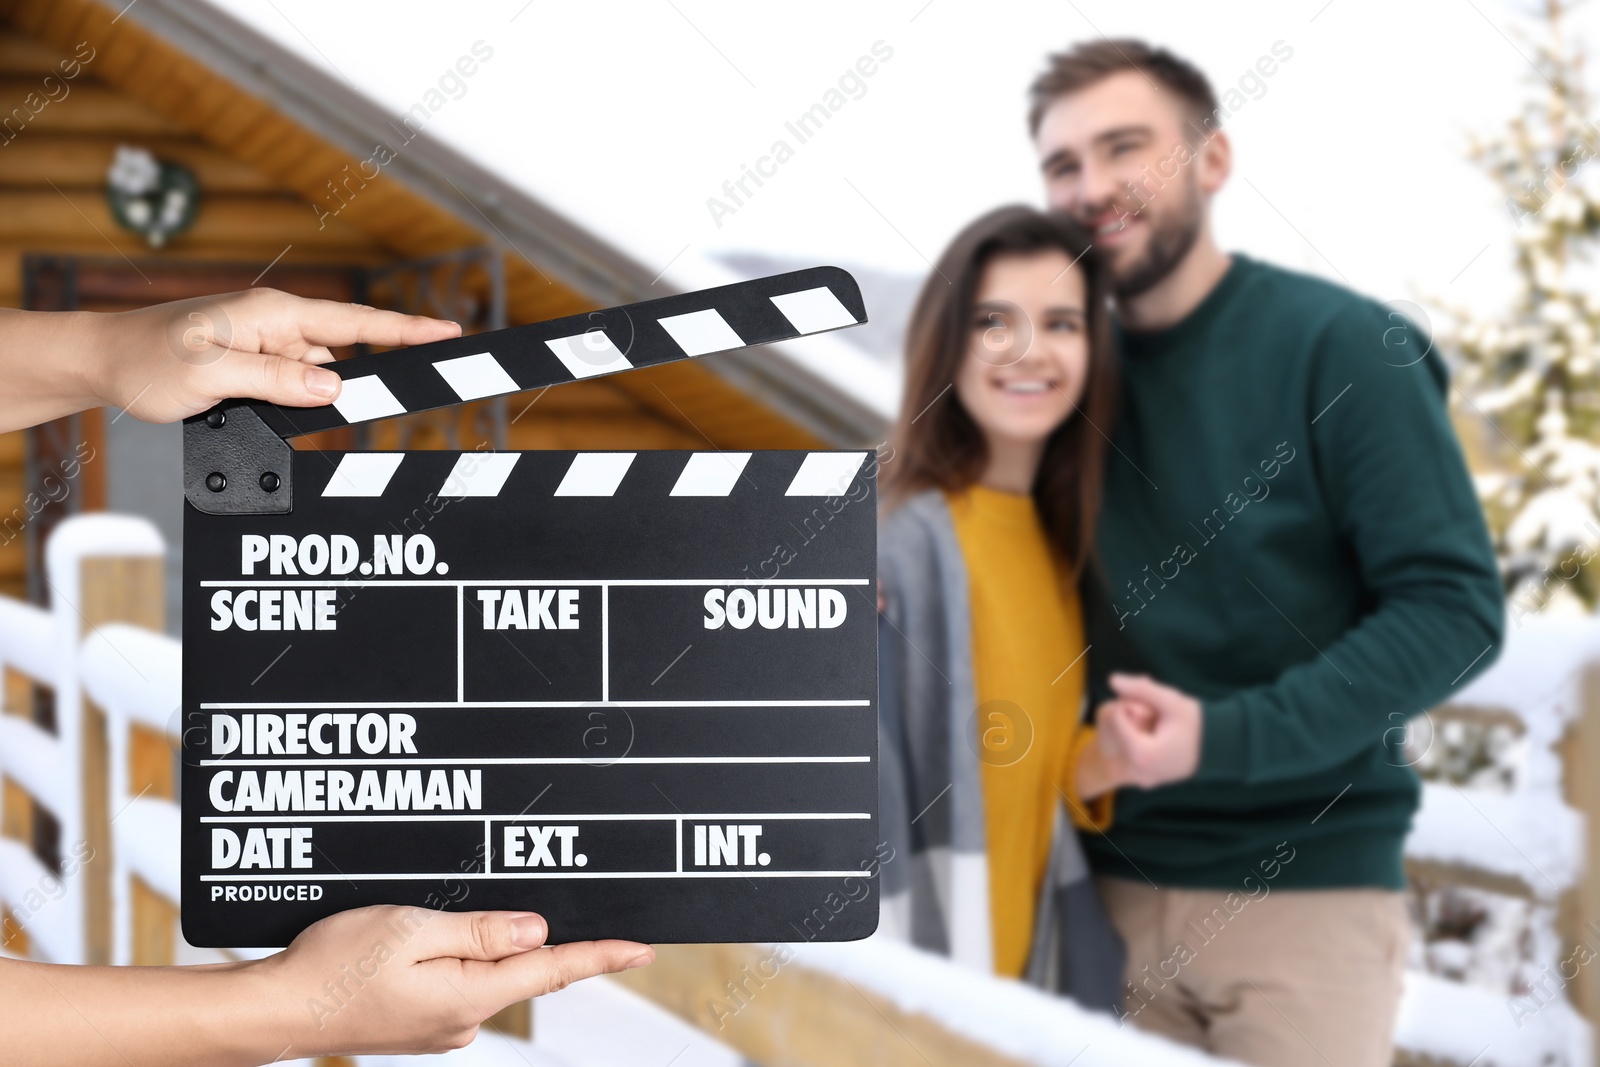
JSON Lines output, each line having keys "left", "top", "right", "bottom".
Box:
{"left": 1110, "top": 183, "right": 1204, "bottom": 299}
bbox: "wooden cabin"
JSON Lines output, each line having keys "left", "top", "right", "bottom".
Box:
{"left": 0, "top": 0, "right": 887, "bottom": 610}
{"left": 0, "top": 2, "right": 890, "bottom": 1051}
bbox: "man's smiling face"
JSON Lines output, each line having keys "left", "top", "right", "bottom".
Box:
{"left": 1035, "top": 70, "right": 1219, "bottom": 298}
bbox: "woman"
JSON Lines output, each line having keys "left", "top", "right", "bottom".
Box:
{"left": 876, "top": 206, "right": 1138, "bottom": 1009}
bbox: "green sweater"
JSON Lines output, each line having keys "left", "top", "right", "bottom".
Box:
{"left": 1083, "top": 255, "right": 1503, "bottom": 891}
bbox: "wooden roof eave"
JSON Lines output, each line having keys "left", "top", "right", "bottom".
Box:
{"left": 119, "top": 0, "right": 891, "bottom": 447}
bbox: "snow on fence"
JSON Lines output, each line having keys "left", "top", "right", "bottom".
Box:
{"left": 0, "top": 513, "right": 163, "bottom": 966}
{"left": 1394, "top": 616, "right": 1600, "bottom": 1067}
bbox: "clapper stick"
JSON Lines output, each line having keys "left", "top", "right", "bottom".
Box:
{"left": 182, "top": 265, "right": 867, "bottom": 515}
{"left": 180, "top": 265, "right": 881, "bottom": 947}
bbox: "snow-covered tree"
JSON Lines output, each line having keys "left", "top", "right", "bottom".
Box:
{"left": 1451, "top": 0, "right": 1600, "bottom": 617}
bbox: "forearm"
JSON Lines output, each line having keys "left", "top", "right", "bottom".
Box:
{"left": 0, "top": 309, "right": 106, "bottom": 433}
{"left": 0, "top": 956, "right": 309, "bottom": 1067}
{"left": 1196, "top": 587, "right": 1502, "bottom": 785}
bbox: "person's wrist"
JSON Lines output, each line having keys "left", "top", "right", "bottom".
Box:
{"left": 215, "top": 953, "right": 325, "bottom": 1062}
{"left": 63, "top": 308, "right": 120, "bottom": 410}
{"left": 1074, "top": 739, "right": 1117, "bottom": 800}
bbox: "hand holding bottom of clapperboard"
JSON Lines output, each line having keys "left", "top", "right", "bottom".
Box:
{"left": 257, "top": 905, "right": 655, "bottom": 1054}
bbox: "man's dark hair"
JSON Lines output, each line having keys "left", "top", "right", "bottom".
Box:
{"left": 1027, "top": 39, "right": 1219, "bottom": 137}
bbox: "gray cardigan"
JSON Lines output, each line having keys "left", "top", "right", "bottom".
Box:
{"left": 876, "top": 490, "right": 1124, "bottom": 1011}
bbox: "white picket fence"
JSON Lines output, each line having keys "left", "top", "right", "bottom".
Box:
{"left": 0, "top": 513, "right": 725, "bottom": 1067}
{"left": 0, "top": 513, "right": 164, "bottom": 966}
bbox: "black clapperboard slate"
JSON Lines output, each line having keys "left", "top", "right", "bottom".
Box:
{"left": 180, "top": 267, "right": 879, "bottom": 946}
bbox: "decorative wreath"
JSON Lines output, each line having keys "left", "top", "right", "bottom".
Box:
{"left": 106, "top": 145, "right": 200, "bottom": 248}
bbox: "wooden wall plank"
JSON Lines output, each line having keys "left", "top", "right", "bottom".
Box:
{"left": 142, "top": 47, "right": 210, "bottom": 122}
{"left": 5, "top": 0, "right": 54, "bottom": 33}
{"left": 229, "top": 114, "right": 305, "bottom": 167}
{"left": 0, "top": 244, "right": 392, "bottom": 311}
{"left": 197, "top": 95, "right": 275, "bottom": 152}
{"left": 0, "top": 134, "right": 280, "bottom": 192}
{"left": 129, "top": 874, "right": 176, "bottom": 966}
{"left": 0, "top": 82, "right": 184, "bottom": 135}
{"left": 0, "top": 539, "right": 24, "bottom": 581}
{"left": 0, "top": 29, "right": 74, "bottom": 72}
{"left": 82, "top": 17, "right": 145, "bottom": 84}
{"left": 0, "top": 190, "right": 383, "bottom": 251}
{"left": 39, "top": 0, "right": 92, "bottom": 47}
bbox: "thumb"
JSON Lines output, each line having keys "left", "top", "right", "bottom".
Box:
{"left": 219, "top": 350, "right": 343, "bottom": 408}
{"left": 1108, "top": 673, "right": 1170, "bottom": 710}
{"left": 1122, "top": 699, "right": 1158, "bottom": 731}
{"left": 407, "top": 910, "right": 550, "bottom": 963}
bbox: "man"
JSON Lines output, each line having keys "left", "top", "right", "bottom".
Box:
{"left": 1029, "top": 40, "right": 1503, "bottom": 1067}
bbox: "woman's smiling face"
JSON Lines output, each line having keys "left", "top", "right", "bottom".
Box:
{"left": 954, "top": 248, "right": 1090, "bottom": 451}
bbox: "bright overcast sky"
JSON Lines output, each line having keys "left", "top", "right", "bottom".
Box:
{"left": 211, "top": 0, "right": 1588, "bottom": 325}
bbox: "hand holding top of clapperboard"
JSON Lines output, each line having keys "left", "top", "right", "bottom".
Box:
{"left": 0, "top": 288, "right": 673, "bottom": 1064}
{"left": 0, "top": 287, "right": 462, "bottom": 433}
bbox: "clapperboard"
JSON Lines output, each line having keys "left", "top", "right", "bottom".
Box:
{"left": 180, "top": 267, "right": 879, "bottom": 946}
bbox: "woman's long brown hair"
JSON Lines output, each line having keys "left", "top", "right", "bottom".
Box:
{"left": 884, "top": 206, "right": 1117, "bottom": 576}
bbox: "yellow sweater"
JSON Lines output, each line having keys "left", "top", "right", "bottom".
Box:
{"left": 946, "top": 484, "right": 1111, "bottom": 979}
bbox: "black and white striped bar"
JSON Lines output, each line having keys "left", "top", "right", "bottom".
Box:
{"left": 319, "top": 450, "right": 868, "bottom": 499}
{"left": 240, "top": 265, "right": 865, "bottom": 439}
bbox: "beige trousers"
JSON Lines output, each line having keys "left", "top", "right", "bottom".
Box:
{"left": 1096, "top": 876, "right": 1409, "bottom": 1067}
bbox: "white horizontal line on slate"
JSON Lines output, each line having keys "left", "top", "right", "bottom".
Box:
{"left": 202, "top": 812, "right": 871, "bottom": 823}
{"left": 199, "top": 578, "right": 871, "bottom": 587}
{"left": 200, "top": 699, "right": 874, "bottom": 709}
{"left": 203, "top": 871, "right": 877, "bottom": 881}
